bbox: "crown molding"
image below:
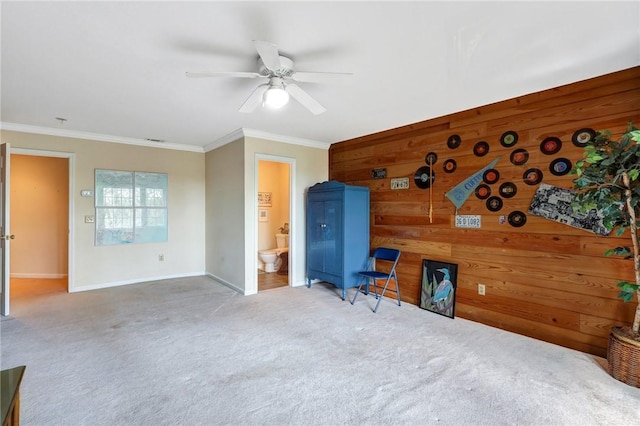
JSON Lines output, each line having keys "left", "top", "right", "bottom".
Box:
{"left": 204, "top": 128, "right": 330, "bottom": 152}
{"left": 1, "top": 122, "right": 331, "bottom": 154}
{"left": 242, "top": 128, "right": 330, "bottom": 150}
{"left": 0, "top": 122, "right": 204, "bottom": 153}
{"left": 203, "top": 128, "right": 245, "bottom": 152}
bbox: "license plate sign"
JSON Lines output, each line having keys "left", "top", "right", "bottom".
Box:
{"left": 455, "top": 215, "right": 481, "bottom": 228}
{"left": 390, "top": 177, "right": 410, "bottom": 190}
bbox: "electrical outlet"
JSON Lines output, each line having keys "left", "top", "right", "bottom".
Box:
{"left": 84, "top": 215, "right": 95, "bottom": 223}
{"left": 478, "top": 283, "right": 486, "bottom": 296}
{"left": 159, "top": 254, "right": 164, "bottom": 261}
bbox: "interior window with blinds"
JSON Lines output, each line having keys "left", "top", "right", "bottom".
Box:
{"left": 95, "top": 170, "right": 168, "bottom": 245}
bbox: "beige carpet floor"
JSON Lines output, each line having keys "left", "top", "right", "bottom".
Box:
{"left": 1, "top": 276, "right": 639, "bottom": 425}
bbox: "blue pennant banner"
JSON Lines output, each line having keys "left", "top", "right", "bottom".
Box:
{"left": 445, "top": 157, "right": 500, "bottom": 209}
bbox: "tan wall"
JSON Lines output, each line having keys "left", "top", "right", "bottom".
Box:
{"left": 1, "top": 131, "right": 206, "bottom": 290}
{"left": 5, "top": 129, "right": 325, "bottom": 295}
{"left": 245, "top": 137, "right": 328, "bottom": 292}
{"left": 205, "top": 136, "right": 328, "bottom": 293}
{"left": 205, "top": 138, "right": 246, "bottom": 292}
{"left": 10, "top": 154, "right": 69, "bottom": 277}
{"left": 329, "top": 66, "right": 640, "bottom": 357}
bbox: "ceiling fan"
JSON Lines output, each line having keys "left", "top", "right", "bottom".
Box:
{"left": 186, "top": 40, "right": 351, "bottom": 115}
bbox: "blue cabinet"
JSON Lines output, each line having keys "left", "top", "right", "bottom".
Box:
{"left": 306, "top": 181, "right": 370, "bottom": 299}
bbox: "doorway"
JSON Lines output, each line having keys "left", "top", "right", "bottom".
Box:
{"left": 9, "top": 149, "right": 73, "bottom": 310}
{"left": 256, "top": 156, "right": 292, "bottom": 292}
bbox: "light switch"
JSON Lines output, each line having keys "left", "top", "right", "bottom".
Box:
{"left": 81, "top": 190, "right": 94, "bottom": 197}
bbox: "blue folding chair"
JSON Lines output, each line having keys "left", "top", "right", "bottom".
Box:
{"left": 350, "top": 247, "right": 401, "bottom": 313}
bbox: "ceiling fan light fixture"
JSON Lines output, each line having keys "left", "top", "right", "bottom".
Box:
{"left": 263, "top": 84, "right": 289, "bottom": 109}
{"left": 188, "top": 41, "right": 341, "bottom": 114}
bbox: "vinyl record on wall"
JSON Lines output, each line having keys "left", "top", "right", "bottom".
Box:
{"left": 510, "top": 148, "right": 529, "bottom": 166}
{"left": 486, "top": 196, "right": 503, "bottom": 212}
{"left": 483, "top": 169, "right": 500, "bottom": 185}
{"left": 508, "top": 211, "right": 527, "bottom": 227}
{"left": 499, "top": 182, "right": 517, "bottom": 198}
{"left": 523, "top": 168, "right": 543, "bottom": 185}
{"left": 549, "top": 158, "right": 572, "bottom": 176}
{"left": 425, "top": 152, "right": 438, "bottom": 165}
{"left": 443, "top": 159, "right": 457, "bottom": 173}
{"left": 447, "top": 134, "right": 462, "bottom": 149}
{"left": 500, "top": 130, "right": 519, "bottom": 148}
{"left": 475, "top": 184, "right": 491, "bottom": 200}
{"left": 473, "top": 141, "right": 490, "bottom": 157}
{"left": 540, "top": 137, "right": 562, "bottom": 155}
{"left": 572, "top": 128, "right": 596, "bottom": 147}
{"left": 414, "top": 166, "right": 435, "bottom": 189}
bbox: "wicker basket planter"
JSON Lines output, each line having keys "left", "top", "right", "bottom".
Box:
{"left": 607, "top": 326, "right": 640, "bottom": 387}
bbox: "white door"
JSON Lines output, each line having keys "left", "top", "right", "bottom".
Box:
{"left": 1, "top": 143, "right": 12, "bottom": 315}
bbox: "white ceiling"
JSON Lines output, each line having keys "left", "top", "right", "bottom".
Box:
{"left": 2, "top": 1, "right": 639, "bottom": 152}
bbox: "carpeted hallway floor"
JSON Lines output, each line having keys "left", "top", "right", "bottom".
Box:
{"left": 1, "top": 276, "right": 639, "bottom": 425}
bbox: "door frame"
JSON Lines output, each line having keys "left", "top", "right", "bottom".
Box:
{"left": 251, "top": 154, "right": 295, "bottom": 294}
{"left": 10, "top": 148, "right": 75, "bottom": 294}
{"left": 1, "top": 143, "right": 10, "bottom": 315}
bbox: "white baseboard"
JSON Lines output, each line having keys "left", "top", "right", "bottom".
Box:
{"left": 68, "top": 272, "right": 205, "bottom": 293}
{"left": 205, "top": 272, "right": 244, "bottom": 294}
{"left": 292, "top": 279, "right": 309, "bottom": 288}
{"left": 10, "top": 273, "right": 67, "bottom": 279}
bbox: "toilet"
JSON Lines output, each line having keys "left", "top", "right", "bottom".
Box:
{"left": 259, "top": 233, "right": 289, "bottom": 273}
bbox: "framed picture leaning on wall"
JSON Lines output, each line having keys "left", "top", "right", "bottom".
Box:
{"left": 419, "top": 259, "right": 458, "bottom": 319}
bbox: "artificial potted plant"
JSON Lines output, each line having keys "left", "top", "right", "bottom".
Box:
{"left": 573, "top": 122, "right": 640, "bottom": 387}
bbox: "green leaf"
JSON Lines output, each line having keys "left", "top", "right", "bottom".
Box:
{"left": 628, "top": 130, "right": 640, "bottom": 142}
{"left": 617, "top": 281, "right": 639, "bottom": 292}
{"left": 617, "top": 282, "right": 639, "bottom": 303}
{"left": 605, "top": 246, "right": 632, "bottom": 257}
{"left": 618, "top": 291, "right": 635, "bottom": 303}
{"left": 629, "top": 169, "right": 639, "bottom": 181}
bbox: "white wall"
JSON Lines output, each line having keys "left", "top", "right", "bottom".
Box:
{"left": 2, "top": 130, "right": 206, "bottom": 291}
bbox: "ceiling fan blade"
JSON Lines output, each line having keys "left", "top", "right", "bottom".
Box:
{"left": 291, "top": 71, "right": 353, "bottom": 83}
{"left": 253, "top": 40, "right": 282, "bottom": 71}
{"left": 239, "top": 84, "right": 268, "bottom": 113}
{"left": 285, "top": 84, "right": 326, "bottom": 115}
{"left": 186, "top": 71, "right": 262, "bottom": 79}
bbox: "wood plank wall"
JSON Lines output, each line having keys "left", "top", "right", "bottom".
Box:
{"left": 329, "top": 67, "right": 640, "bottom": 357}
